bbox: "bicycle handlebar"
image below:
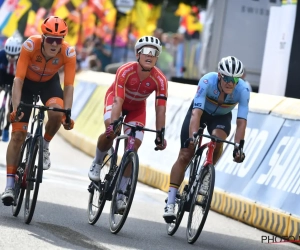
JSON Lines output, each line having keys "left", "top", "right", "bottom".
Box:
{"left": 113, "top": 116, "right": 165, "bottom": 150}
{"left": 16, "top": 101, "right": 71, "bottom": 123}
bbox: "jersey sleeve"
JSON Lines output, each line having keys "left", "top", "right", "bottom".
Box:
{"left": 237, "top": 88, "right": 250, "bottom": 120}
{"left": 155, "top": 74, "right": 168, "bottom": 106}
{"left": 113, "top": 66, "right": 127, "bottom": 99}
{"left": 63, "top": 46, "right": 76, "bottom": 86}
{"left": 193, "top": 78, "right": 209, "bottom": 110}
{"left": 15, "top": 40, "right": 32, "bottom": 80}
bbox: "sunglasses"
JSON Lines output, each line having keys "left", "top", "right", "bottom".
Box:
{"left": 6, "top": 54, "right": 19, "bottom": 60}
{"left": 221, "top": 75, "right": 239, "bottom": 84}
{"left": 138, "top": 47, "right": 160, "bottom": 57}
{"left": 43, "top": 35, "right": 63, "bottom": 45}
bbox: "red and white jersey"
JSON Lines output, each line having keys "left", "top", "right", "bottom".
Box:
{"left": 107, "top": 62, "right": 168, "bottom": 110}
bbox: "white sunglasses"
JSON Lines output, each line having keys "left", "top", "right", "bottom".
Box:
{"left": 138, "top": 47, "right": 160, "bottom": 57}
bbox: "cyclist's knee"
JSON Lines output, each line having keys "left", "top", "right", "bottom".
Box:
{"left": 177, "top": 148, "right": 193, "bottom": 166}
{"left": 11, "top": 131, "right": 26, "bottom": 146}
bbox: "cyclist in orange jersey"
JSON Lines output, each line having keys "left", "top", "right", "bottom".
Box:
{"left": 1, "top": 16, "right": 76, "bottom": 206}
{"left": 88, "top": 36, "right": 168, "bottom": 214}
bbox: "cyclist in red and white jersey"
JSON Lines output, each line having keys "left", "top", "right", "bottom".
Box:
{"left": 88, "top": 36, "right": 168, "bottom": 213}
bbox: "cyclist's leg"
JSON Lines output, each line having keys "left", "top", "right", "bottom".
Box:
{"left": 164, "top": 103, "right": 194, "bottom": 220}
{"left": 88, "top": 90, "right": 117, "bottom": 181}
{"left": 1, "top": 86, "right": 32, "bottom": 205}
{"left": 2, "top": 84, "right": 13, "bottom": 142}
{"left": 38, "top": 74, "right": 64, "bottom": 170}
{"left": 207, "top": 112, "right": 232, "bottom": 165}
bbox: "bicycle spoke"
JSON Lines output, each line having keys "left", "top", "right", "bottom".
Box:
{"left": 186, "top": 164, "right": 215, "bottom": 244}
{"left": 24, "top": 137, "right": 43, "bottom": 224}
{"left": 109, "top": 151, "right": 139, "bottom": 234}
{"left": 87, "top": 147, "right": 114, "bottom": 225}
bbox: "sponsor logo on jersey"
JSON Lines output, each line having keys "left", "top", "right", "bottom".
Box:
{"left": 118, "top": 85, "right": 123, "bottom": 88}
{"left": 52, "top": 58, "right": 59, "bottom": 65}
{"left": 30, "top": 64, "right": 40, "bottom": 71}
{"left": 216, "top": 125, "right": 225, "bottom": 129}
{"left": 214, "top": 89, "right": 218, "bottom": 95}
{"left": 66, "top": 46, "right": 76, "bottom": 57}
{"left": 203, "top": 79, "right": 208, "bottom": 84}
{"left": 145, "top": 82, "right": 150, "bottom": 87}
{"left": 36, "top": 55, "right": 42, "bottom": 63}
{"left": 23, "top": 39, "right": 34, "bottom": 52}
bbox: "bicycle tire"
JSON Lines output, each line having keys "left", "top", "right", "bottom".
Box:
{"left": 0, "top": 107, "right": 5, "bottom": 136}
{"left": 12, "top": 136, "right": 32, "bottom": 217}
{"left": 24, "top": 136, "right": 43, "bottom": 224}
{"left": 186, "top": 163, "right": 215, "bottom": 244}
{"left": 166, "top": 152, "right": 202, "bottom": 236}
{"left": 87, "top": 147, "right": 114, "bottom": 225}
{"left": 109, "top": 151, "right": 139, "bottom": 234}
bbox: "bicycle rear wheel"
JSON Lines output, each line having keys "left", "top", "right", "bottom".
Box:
{"left": 87, "top": 147, "right": 114, "bottom": 225}
{"left": 12, "top": 136, "right": 32, "bottom": 217}
{"left": 186, "top": 163, "right": 215, "bottom": 244}
{"left": 24, "top": 136, "right": 43, "bottom": 224}
{"left": 109, "top": 151, "right": 139, "bottom": 234}
{"left": 0, "top": 107, "right": 5, "bottom": 137}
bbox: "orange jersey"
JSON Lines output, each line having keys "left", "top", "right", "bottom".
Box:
{"left": 15, "top": 35, "right": 76, "bottom": 86}
{"left": 108, "top": 62, "right": 168, "bottom": 109}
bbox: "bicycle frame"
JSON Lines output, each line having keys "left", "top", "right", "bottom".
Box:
{"left": 17, "top": 97, "right": 71, "bottom": 186}
{"left": 1, "top": 84, "right": 10, "bottom": 108}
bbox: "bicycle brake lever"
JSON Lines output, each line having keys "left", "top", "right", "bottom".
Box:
{"left": 154, "top": 127, "right": 165, "bottom": 151}
{"left": 65, "top": 109, "right": 71, "bottom": 124}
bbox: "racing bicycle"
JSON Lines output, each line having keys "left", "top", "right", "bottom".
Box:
{"left": 12, "top": 95, "right": 71, "bottom": 224}
{"left": 0, "top": 84, "right": 11, "bottom": 140}
{"left": 166, "top": 123, "right": 244, "bottom": 244}
{"left": 87, "top": 116, "right": 165, "bottom": 234}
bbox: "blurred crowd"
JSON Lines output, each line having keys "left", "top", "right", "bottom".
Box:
{"left": 75, "top": 28, "right": 195, "bottom": 81}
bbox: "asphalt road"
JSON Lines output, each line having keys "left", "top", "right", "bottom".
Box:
{"left": 0, "top": 135, "right": 298, "bottom": 250}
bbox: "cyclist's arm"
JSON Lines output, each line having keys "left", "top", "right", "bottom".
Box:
{"left": 189, "top": 78, "right": 209, "bottom": 137}
{"left": 13, "top": 42, "right": 31, "bottom": 110}
{"left": 111, "top": 96, "right": 124, "bottom": 122}
{"left": 235, "top": 88, "right": 250, "bottom": 143}
{"left": 63, "top": 85, "right": 73, "bottom": 110}
{"left": 189, "top": 108, "right": 203, "bottom": 138}
{"left": 155, "top": 71, "right": 168, "bottom": 130}
{"left": 11, "top": 77, "right": 23, "bottom": 111}
{"left": 235, "top": 118, "right": 247, "bottom": 144}
{"left": 63, "top": 51, "right": 76, "bottom": 109}
{"left": 155, "top": 105, "right": 166, "bottom": 131}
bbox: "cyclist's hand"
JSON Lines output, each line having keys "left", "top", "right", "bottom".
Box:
{"left": 61, "top": 115, "right": 74, "bottom": 130}
{"left": 154, "top": 137, "right": 167, "bottom": 150}
{"left": 233, "top": 148, "right": 245, "bottom": 163}
{"left": 105, "top": 124, "right": 114, "bottom": 138}
{"left": 10, "top": 111, "right": 24, "bottom": 122}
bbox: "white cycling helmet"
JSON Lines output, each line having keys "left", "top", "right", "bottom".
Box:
{"left": 135, "top": 36, "right": 162, "bottom": 55}
{"left": 4, "top": 37, "right": 22, "bottom": 55}
{"left": 218, "top": 56, "right": 244, "bottom": 77}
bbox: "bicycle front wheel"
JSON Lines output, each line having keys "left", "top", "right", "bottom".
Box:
{"left": 0, "top": 107, "right": 5, "bottom": 136}
{"left": 24, "top": 136, "right": 43, "bottom": 224}
{"left": 166, "top": 152, "right": 202, "bottom": 236}
{"left": 109, "top": 151, "right": 139, "bottom": 234}
{"left": 186, "top": 163, "right": 215, "bottom": 244}
{"left": 12, "top": 136, "right": 32, "bottom": 217}
{"left": 87, "top": 147, "right": 114, "bottom": 225}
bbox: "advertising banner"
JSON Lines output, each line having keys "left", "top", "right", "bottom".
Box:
{"left": 72, "top": 80, "right": 97, "bottom": 120}
{"left": 241, "top": 119, "right": 300, "bottom": 216}
{"left": 215, "top": 111, "right": 285, "bottom": 194}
